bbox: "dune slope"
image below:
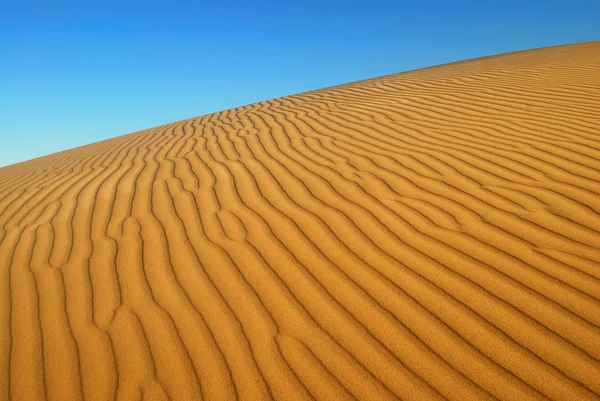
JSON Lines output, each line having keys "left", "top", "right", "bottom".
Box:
{"left": 1, "top": 41, "right": 600, "bottom": 401}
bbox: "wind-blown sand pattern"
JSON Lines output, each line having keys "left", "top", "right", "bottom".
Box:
{"left": 1, "top": 42, "right": 600, "bottom": 401}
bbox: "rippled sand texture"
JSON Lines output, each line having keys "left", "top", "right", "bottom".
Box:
{"left": 1, "top": 42, "right": 600, "bottom": 401}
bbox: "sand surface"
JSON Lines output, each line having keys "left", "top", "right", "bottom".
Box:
{"left": 1, "top": 42, "right": 600, "bottom": 400}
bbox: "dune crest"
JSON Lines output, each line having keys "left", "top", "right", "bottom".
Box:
{"left": 1, "top": 42, "right": 600, "bottom": 400}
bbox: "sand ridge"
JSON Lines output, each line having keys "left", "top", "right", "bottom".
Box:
{"left": 1, "top": 41, "right": 599, "bottom": 400}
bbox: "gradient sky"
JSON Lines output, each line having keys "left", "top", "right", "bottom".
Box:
{"left": 1, "top": 0, "right": 599, "bottom": 167}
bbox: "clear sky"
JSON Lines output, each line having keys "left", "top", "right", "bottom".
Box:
{"left": 1, "top": 0, "right": 599, "bottom": 167}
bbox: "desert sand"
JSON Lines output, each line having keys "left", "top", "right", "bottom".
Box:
{"left": 1, "top": 41, "right": 599, "bottom": 400}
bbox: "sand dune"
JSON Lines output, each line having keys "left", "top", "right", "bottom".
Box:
{"left": 1, "top": 41, "right": 600, "bottom": 400}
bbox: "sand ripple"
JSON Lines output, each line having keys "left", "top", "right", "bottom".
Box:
{"left": 1, "top": 42, "right": 599, "bottom": 400}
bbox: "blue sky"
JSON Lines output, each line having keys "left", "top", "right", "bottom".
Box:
{"left": 1, "top": 0, "right": 599, "bottom": 167}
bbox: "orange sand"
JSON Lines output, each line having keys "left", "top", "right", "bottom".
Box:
{"left": 1, "top": 42, "right": 599, "bottom": 400}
